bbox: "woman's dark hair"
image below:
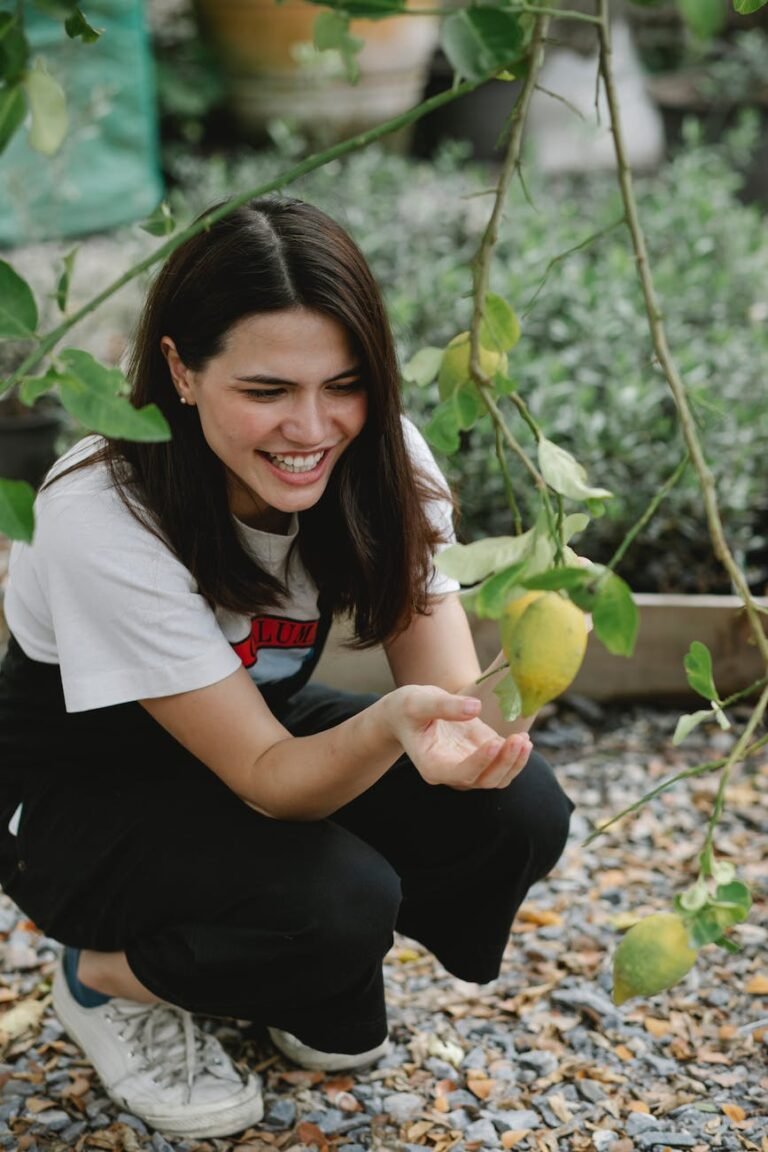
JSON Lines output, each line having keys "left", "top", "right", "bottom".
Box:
{"left": 59, "top": 196, "right": 449, "bottom": 644}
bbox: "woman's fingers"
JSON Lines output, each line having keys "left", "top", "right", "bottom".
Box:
{"left": 454, "top": 732, "right": 531, "bottom": 790}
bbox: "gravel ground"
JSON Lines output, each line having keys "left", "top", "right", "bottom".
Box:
{"left": 0, "top": 695, "right": 766, "bottom": 1152}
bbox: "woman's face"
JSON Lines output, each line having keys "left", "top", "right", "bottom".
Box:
{"left": 163, "top": 308, "right": 368, "bottom": 531}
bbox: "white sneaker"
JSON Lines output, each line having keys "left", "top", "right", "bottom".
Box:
{"left": 268, "top": 1026, "right": 390, "bottom": 1072}
{"left": 52, "top": 958, "right": 263, "bottom": 1138}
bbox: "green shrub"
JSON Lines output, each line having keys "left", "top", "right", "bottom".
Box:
{"left": 166, "top": 116, "right": 768, "bottom": 595}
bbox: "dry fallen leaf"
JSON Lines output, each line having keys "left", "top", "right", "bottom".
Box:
{"left": 644, "top": 1016, "right": 672, "bottom": 1038}
{"left": 723, "top": 1103, "right": 747, "bottom": 1124}
{"left": 501, "top": 1132, "right": 531, "bottom": 1149}
{"left": 0, "top": 998, "right": 46, "bottom": 1055}
{"left": 745, "top": 974, "right": 768, "bottom": 995}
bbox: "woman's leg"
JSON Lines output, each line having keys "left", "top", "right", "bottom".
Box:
{"left": 279, "top": 683, "right": 574, "bottom": 984}
{"left": 5, "top": 764, "right": 400, "bottom": 1054}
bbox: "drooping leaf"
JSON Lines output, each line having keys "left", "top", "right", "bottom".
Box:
{"left": 0, "top": 477, "right": 35, "bottom": 542}
{"left": 493, "top": 371, "right": 519, "bottom": 395}
{"left": 435, "top": 530, "right": 536, "bottom": 585}
{"left": 677, "top": 0, "right": 728, "bottom": 37}
{"left": 673, "top": 709, "right": 715, "bottom": 745}
{"left": 523, "top": 565, "right": 594, "bottom": 594}
{"left": 313, "top": 11, "right": 363, "bottom": 82}
{"left": 678, "top": 877, "right": 710, "bottom": 912}
{"left": 683, "top": 640, "right": 719, "bottom": 701}
{"left": 480, "top": 293, "right": 521, "bottom": 352}
{"left": 424, "top": 400, "right": 461, "bottom": 456}
{"left": 140, "top": 201, "right": 176, "bottom": 237}
{"left": 0, "top": 83, "right": 26, "bottom": 154}
{"left": 55, "top": 247, "right": 78, "bottom": 313}
{"left": 538, "top": 437, "right": 613, "bottom": 501}
{"left": 403, "top": 346, "right": 443, "bottom": 388}
{"left": 25, "top": 59, "right": 68, "bottom": 156}
{"left": 0, "top": 260, "right": 38, "bottom": 338}
{"left": 0, "top": 12, "right": 29, "bottom": 84}
{"left": 473, "top": 561, "right": 529, "bottom": 619}
{"left": 441, "top": 8, "right": 526, "bottom": 83}
{"left": 710, "top": 859, "right": 736, "bottom": 885}
{"left": 713, "top": 880, "right": 752, "bottom": 916}
{"left": 733, "top": 0, "right": 768, "bottom": 13}
{"left": 305, "top": 0, "right": 405, "bottom": 16}
{"left": 493, "top": 672, "right": 522, "bottom": 722}
{"left": 57, "top": 349, "right": 171, "bottom": 441}
{"left": 18, "top": 370, "right": 60, "bottom": 406}
{"left": 64, "top": 8, "right": 101, "bottom": 43}
{"left": 453, "top": 380, "right": 484, "bottom": 431}
{"left": 592, "top": 572, "right": 638, "bottom": 656}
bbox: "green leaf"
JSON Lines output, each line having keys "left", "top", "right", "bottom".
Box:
{"left": 677, "top": 0, "right": 728, "bottom": 37}
{"left": 733, "top": 0, "right": 768, "bottom": 13}
{"left": 435, "top": 530, "right": 535, "bottom": 585}
{"left": 312, "top": 11, "right": 363, "bottom": 81}
{"left": 473, "top": 562, "right": 528, "bottom": 619}
{"left": 0, "top": 260, "right": 38, "bottom": 338}
{"left": 493, "top": 372, "right": 519, "bottom": 396}
{"left": 55, "top": 247, "right": 78, "bottom": 313}
{"left": 493, "top": 672, "right": 522, "bottom": 722}
{"left": 403, "top": 346, "right": 443, "bottom": 388}
{"left": 0, "top": 82, "right": 26, "bottom": 155}
{"left": 453, "top": 380, "right": 483, "bottom": 431}
{"left": 715, "top": 935, "right": 742, "bottom": 954}
{"left": 479, "top": 293, "right": 521, "bottom": 352}
{"left": 57, "top": 349, "right": 172, "bottom": 441}
{"left": 713, "top": 880, "right": 752, "bottom": 915}
{"left": 25, "top": 59, "right": 68, "bottom": 156}
{"left": 305, "top": 0, "right": 405, "bottom": 16}
{"left": 64, "top": 8, "right": 101, "bottom": 42}
{"left": 673, "top": 709, "right": 714, "bottom": 745}
{"left": 592, "top": 572, "right": 638, "bottom": 657}
{"left": 710, "top": 859, "right": 736, "bottom": 885}
{"left": 140, "top": 201, "right": 176, "bottom": 237}
{"left": 538, "top": 438, "right": 613, "bottom": 502}
{"left": 0, "top": 477, "right": 35, "bottom": 542}
{"left": 678, "top": 877, "right": 710, "bottom": 912}
{"left": 18, "top": 370, "right": 60, "bottom": 406}
{"left": 522, "top": 565, "right": 593, "bottom": 593}
{"left": 0, "top": 12, "right": 29, "bottom": 84}
{"left": 424, "top": 401, "right": 461, "bottom": 456}
{"left": 441, "top": 8, "right": 526, "bottom": 83}
{"left": 684, "top": 640, "right": 719, "bottom": 701}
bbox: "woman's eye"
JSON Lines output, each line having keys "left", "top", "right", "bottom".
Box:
{"left": 329, "top": 380, "right": 363, "bottom": 394}
{"left": 246, "top": 388, "right": 283, "bottom": 400}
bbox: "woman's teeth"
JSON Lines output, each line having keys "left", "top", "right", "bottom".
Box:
{"left": 267, "top": 450, "right": 325, "bottom": 473}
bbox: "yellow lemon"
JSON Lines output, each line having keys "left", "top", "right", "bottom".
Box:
{"left": 437, "top": 331, "right": 508, "bottom": 400}
{"left": 612, "top": 912, "right": 698, "bottom": 1006}
{"left": 500, "top": 590, "right": 588, "bottom": 716}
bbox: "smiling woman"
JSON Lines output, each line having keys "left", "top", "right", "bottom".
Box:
{"left": 0, "top": 196, "right": 573, "bottom": 1141}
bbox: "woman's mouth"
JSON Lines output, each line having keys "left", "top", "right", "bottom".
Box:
{"left": 260, "top": 449, "right": 329, "bottom": 478}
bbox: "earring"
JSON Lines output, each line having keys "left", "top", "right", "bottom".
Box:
{"left": 179, "top": 396, "right": 188, "bottom": 405}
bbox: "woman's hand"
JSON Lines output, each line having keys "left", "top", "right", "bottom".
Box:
{"left": 383, "top": 685, "right": 532, "bottom": 790}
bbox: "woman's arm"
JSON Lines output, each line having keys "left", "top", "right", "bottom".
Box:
{"left": 140, "top": 664, "right": 529, "bottom": 821}
{"left": 384, "top": 593, "right": 535, "bottom": 736}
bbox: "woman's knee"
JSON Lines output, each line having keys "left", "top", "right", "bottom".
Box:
{"left": 499, "top": 749, "right": 574, "bottom": 879}
{"left": 308, "top": 833, "right": 402, "bottom": 956}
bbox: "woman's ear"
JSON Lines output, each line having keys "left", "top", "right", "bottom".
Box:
{"left": 160, "top": 336, "right": 195, "bottom": 406}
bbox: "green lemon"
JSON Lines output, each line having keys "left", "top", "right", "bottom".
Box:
{"left": 500, "top": 591, "right": 588, "bottom": 716}
{"left": 437, "top": 331, "right": 508, "bottom": 400}
{"left": 613, "top": 912, "right": 698, "bottom": 1006}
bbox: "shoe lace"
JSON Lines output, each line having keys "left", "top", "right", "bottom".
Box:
{"left": 107, "top": 1000, "right": 238, "bottom": 1102}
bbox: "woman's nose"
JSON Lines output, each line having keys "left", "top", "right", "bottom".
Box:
{"left": 281, "top": 394, "right": 327, "bottom": 444}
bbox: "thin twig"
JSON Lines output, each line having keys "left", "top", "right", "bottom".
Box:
{"left": 1, "top": 78, "right": 487, "bottom": 395}
{"left": 607, "top": 453, "right": 689, "bottom": 572}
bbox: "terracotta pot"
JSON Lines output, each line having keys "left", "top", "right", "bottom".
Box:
{"left": 194, "top": 0, "right": 440, "bottom": 145}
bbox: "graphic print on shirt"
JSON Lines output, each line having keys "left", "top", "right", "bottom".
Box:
{"left": 231, "top": 614, "right": 320, "bottom": 683}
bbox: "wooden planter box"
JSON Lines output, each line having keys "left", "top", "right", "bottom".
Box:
{"left": 315, "top": 594, "right": 768, "bottom": 703}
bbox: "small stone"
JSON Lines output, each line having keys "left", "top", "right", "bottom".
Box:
{"left": 117, "top": 1112, "right": 148, "bottom": 1134}
{"left": 518, "top": 1051, "right": 558, "bottom": 1077}
{"left": 634, "top": 1133, "right": 697, "bottom": 1150}
{"left": 262, "top": 1098, "right": 296, "bottom": 1129}
{"left": 578, "top": 1079, "right": 606, "bottom": 1103}
{"left": 490, "top": 1108, "right": 542, "bottom": 1131}
{"left": 151, "top": 1135, "right": 175, "bottom": 1152}
{"left": 462, "top": 1045, "right": 488, "bottom": 1070}
{"left": 448, "top": 1089, "right": 480, "bottom": 1110}
{"left": 626, "top": 1113, "right": 663, "bottom": 1136}
{"left": 592, "top": 1132, "right": 619, "bottom": 1152}
{"left": 382, "top": 1092, "right": 423, "bottom": 1124}
{"left": 464, "top": 1117, "right": 499, "bottom": 1145}
{"left": 315, "top": 1108, "right": 348, "bottom": 1134}
{"left": 60, "top": 1121, "right": 88, "bottom": 1143}
{"left": 443, "top": 1109, "right": 470, "bottom": 1130}
{"left": 30, "top": 1109, "right": 71, "bottom": 1131}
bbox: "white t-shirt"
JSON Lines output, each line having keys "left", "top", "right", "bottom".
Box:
{"left": 5, "top": 418, "right": 459, "bottom": 713}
